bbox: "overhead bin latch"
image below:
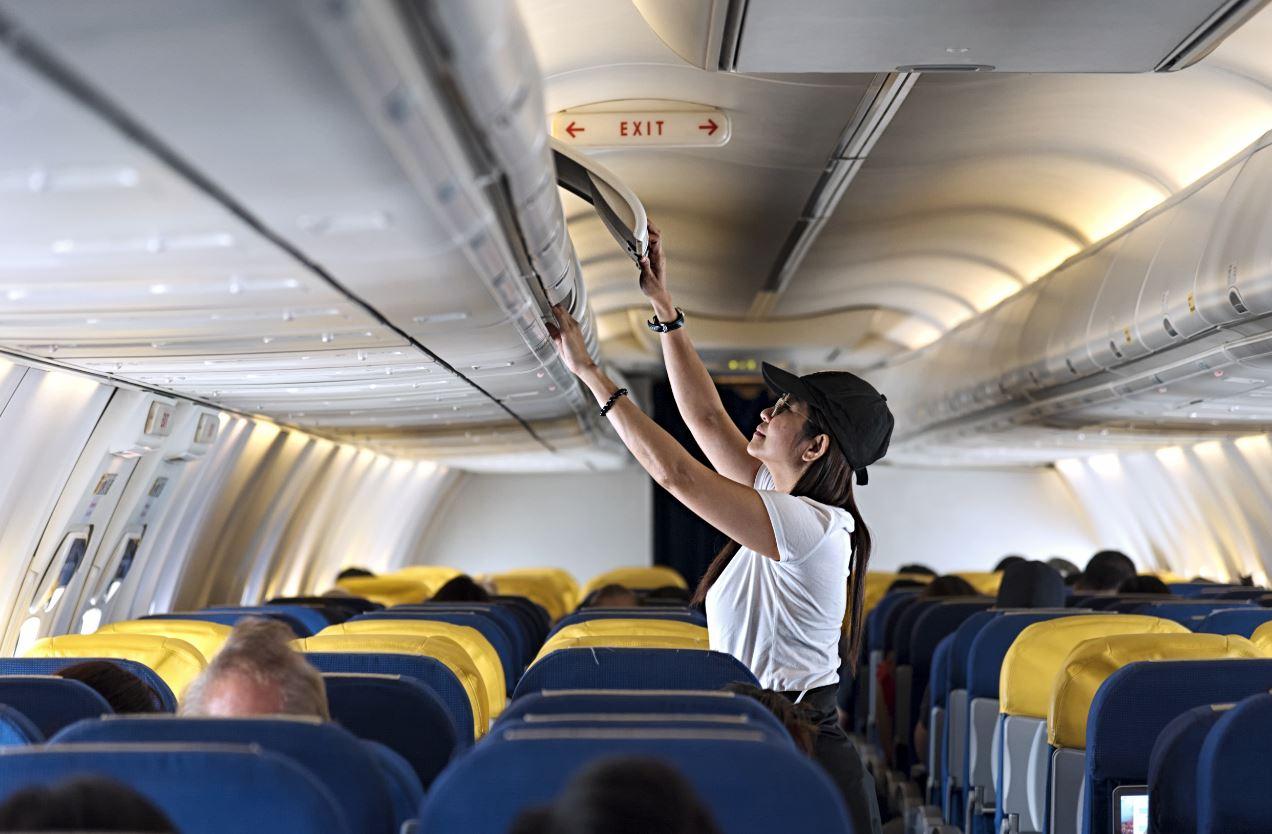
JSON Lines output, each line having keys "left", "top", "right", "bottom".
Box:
{"left": 550, "top": 137, "right": 649, "bottom": 265}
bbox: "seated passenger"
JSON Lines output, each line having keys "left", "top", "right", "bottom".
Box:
{"left": 584, "top": 584, "right": 638, "bottom": 608}
{"left": 56, "top": 660, "right": 162, "bottom": 714}
{"left": 1074, "top": 549, "right": 1137, "bottom": 594}
{"left": 336, "top": 566, "right": 375, "bottom": 581}
{"left": 431, "top": 574, "right": 491, "bottom": 603}
{"left": 509, "top": 757, "right": 722, "bottom": 834}
{"left": 896, "top": 563, "right": 937, "bottom": 577}
{"left": 917, "top": 574, "right": 978, "bottom": 598}
{"left": 0, "top": 776, "right": 176, "bottom": 832}
{"left": 724, "top": 682, "right": 817, "bottom": 754}
{"left": 993, "top": 554, "right": 1026, "bottom": 571}
{"left": 885, "top": 577, "right": 926, "bottom": 594}
{"left": 1117, "top": 574, "right": 1172, "bottom": 595}
{"left": 1047, "top": 556, "right": 1081, "bottom": 579}
{"left": 995, "top": 560, "right": 1065, "bottom": 608}
{"left": 642, "top": 585, "right": 691, "bottom": 605}
{"left": 180, "top": 618, "right": 329, "bottom": 719}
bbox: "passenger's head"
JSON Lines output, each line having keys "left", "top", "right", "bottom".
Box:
{"left": 919, "top": 575, "right": 979, "bottom": 598}
{"left": 995, "top": 560, "right": 1065, "bottom": 609}
{"left": 724, "top": 683, "right": 817, "bottom": 755}
{"left": 56, "top": 660, "right": 162, "bottom": 714}
{"left": 1117, "top": 574, "right": 1172, "bottom": 595}
{"left": 1046, "top": 557, "right": 1082, "bottom": 579}
{"left": 886, "top": 577, "right": 927, "bottom": 594}
{"left": 586, "top": 584, "right": 638, "bottom": 608}
{"left": 335, "top": 566, "right": 375, "bottom": 581}
{"left": 1076, "top": 549, "right": 1137, "bottom": 593}
{"left": 643, "top": 585, "right": 691, "bottom": 605}
{"left": 897, "top": 563, "right": 938, "bottom": 577}
{"left": 993, "top": 555, "right": 1027, "bottom": 572}
{"left": 180, "top": 618, "right": 329, "bottom": 720}
{"left": 511, "top": 757, "right": 722, "bottom": 834}
{"left": 431, "top": 574, "right": 491, "bottom": 603}
{"left": 0, "top": 776, "right": 176, "bottom": 832}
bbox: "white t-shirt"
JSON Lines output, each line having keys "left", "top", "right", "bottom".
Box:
{"left": 705, "top": 465, "right": 855, "bottom": 694}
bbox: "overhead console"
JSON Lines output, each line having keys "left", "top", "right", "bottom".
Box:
{"left": 633, "top": 0, "right": 1268, "bottom": 73}
{"left": 880, "top": 130, "right": 1272, "bottom": 458}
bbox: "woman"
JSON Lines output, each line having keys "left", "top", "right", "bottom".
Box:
{"left": 548, "top": 222, "right": 891, "bottom": 834}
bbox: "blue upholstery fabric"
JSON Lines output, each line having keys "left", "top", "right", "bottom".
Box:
{"left": 418, "top": 730, "right": 852, "bottom": 833}
{"left": 894, "top": 599, "right": 942, "bottom": 666}
{"left": 866, "top": 590, "right": 917, "bottom": 652}
{"left": 490, "top": 691, "right": 788, "bottom": 742}
{"left": 513, "top": 649, "right": 759, "bottom": 699}
{"left": 0, "top": 744, "right": 349, "bottom": 834}
{"left": 0, "top": 657, "right": 176, "bottom": 711}
{"left": 929, "top": 634, "right": 955, "bottom": 711}
{"left": 351, "top": 611, "right": 519, "bottom": 690}
{"left": 1131, "top": 601, "right": 1252, "bottom": 628}
{"left": 392, "top": 602, "right": 540, "bottom": 664}
{"left": 1147, "top": 704, "right": 1227, "bottom": 834}
{"left": 0, "top": 677, "right": 112, "bottom": 737}
{"left": 906, "top": 600, "right": 994, "bottom": 733}
{"left": 323, "top": 673, "right": 460, "bottom": 785}
{"left": 1196, "top": 587, "right": 1266, "bottom": 601}
{"left": 209, "top": 604, "right": 331, "bottom": 635}
{"left": 548, "top": 608, "right": 707, "bottom": 639}
{"left": 0, "top": 704, "right": 42, "bottom": 745}
{"left": 948, "top": 611, "right": 997, "bottom": 692}
{"left": 304, "top": 652, "right": 474, "bottom": 747}
{"left": 1084, "top": 659, "right": 1272, "bottom": 834}
{"left": 1196, "top": 607, "right": 1272, "bottom": 637}
{"left": 489, "top": 595, "right": 552, "bottom": 643}
{"left": 494, "top": 716, "right": 792, "bottom": 747}
{"left": 882, "top": 594, "right": 921, "bottom": 654}
{"left": 364, "top": 740, "right": 424, "bottom": 830}
{"left": 53, "top": 715, "right": 397, "bottom": 834}
{"left": 145, "top": 610, "right": 312, "bottom": 638}
{"left": 1198, "top": 692, "right": 1272, "bottom": 834}
{"left": 1167, "top": 582, "right": 1242, "bottom": 598}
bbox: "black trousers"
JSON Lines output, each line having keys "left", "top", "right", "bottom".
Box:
{"left": 781, "top": 683, "right": 883, "bottom": 834}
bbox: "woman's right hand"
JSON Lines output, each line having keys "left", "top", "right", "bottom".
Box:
{"left": 638, "top": 221, "right": 671, "bottom": 309}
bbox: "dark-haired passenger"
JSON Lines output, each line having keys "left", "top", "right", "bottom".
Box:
{"left": 1075, "top": 549, "right": 1137, "bottom": 593}
{"left": 335, "top": 566, "right": 375, "bottom": 581}
{"left": 1117, "top": 574, "right": 1172, "bottom": 595}
{"left": 993, "top": 554, "right": 1027, "bottom": 571}
{"left": 996, "top": 560, "right": 1065, "bottom": 609}
{"left": 0, "top": 777, "right": 175, "bottom": 832}
{"left": 431, "top": 574, "right": 491, "bottom": 603}
{"left": 56, "top": 660, "right": 162, "bottom": 714}
{"left": 584, "top": 584, "right": 638, "bottom": 609}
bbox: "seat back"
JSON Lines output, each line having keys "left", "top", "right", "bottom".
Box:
{"left": 350, "top": 611, "right": 519, "bottom": 686}
{"left": 388, "top": 602, "right": 536, "bottom": 665}
{"left": 536, "top": 619, "right": 709, "bottom": 660}
{"left": 0, "top": 704, "right": 42, "bottom": 745}
{"left": 322, "top": 673, "right": 460, "bottom": 788}
{"left": 145, "top": 610, "right": 313, "bottom": 638}
{"left": 1086, "top": 659, "right": 1272, "bottom": 834}
{"left": 53, "top": 715, "right": 396, "bottom": 834}
{"left": 1196, "top": 607, "right": 1272, "bottom": 637}
{"left": 548, "top": 608, "right": 706, "bottom": 638}
{"left": 295, "top": 633, "right": 488, "bottom": 735}
{"left": 0, "top": 657, "right": 176, "bottom": 711}
{"left": 1147, "top": 704, "right": 1231, "bottom": 834}
{"left": 1132, "top": 600, "right": 1253, "bottom": 628}
{"left": 0, "top": 677, "right": 110, "bottom": 737}
{"left": 209, "top": 604, "right": 332, "bottom": 635}
{"left": 943, "top": 610, "right": 997, "bottom": 822}
{"left": 580, "top": 566, "right": 687, "bottom": 596}
{"left": 419, "top": 728, "right": 850, "bottom": 833}
{"left": 336, "top": 576, "right": 432, "bottom": 607}
{"left": 95, "top": 618, "right": 231, "bottom": 662}
{"left": 0, "top": 744, "right": 349, "bottom": 834}
{"left": 1049, "top": 635, "right": 1261, "bottom": 834}
{"left": 318, "top": 620, "right": 506, "bottom": 713}
{"left": 304, "top": 652, "right": 474, "bottom": 747}
{"left": 1197, "top": 692, "right": 1272, "bottom": 833}
{"left": 24, "top": 633, "right": 206, "bottom": 697}
{"left": 485, "top": 571, "right": 575, "bottom": 621}
{"left": 513, "top": 648, "right": 759, "bottom": 698}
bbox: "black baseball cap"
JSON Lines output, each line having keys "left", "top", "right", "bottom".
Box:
{"left": 761, "top": 362, "right": 894, "bottom": 486}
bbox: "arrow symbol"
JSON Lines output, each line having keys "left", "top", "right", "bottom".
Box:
{"left": 565, "top": 120, "right": 585, "bottom": 139}
{"left": 698, "top": 118, "right": 719, "bottom": 136}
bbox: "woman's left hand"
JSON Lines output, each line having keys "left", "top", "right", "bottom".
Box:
{"left": 547, "top": 304, "right": 595, "bottom": 377}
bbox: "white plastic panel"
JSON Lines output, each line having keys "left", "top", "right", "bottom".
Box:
{"left": 1088, "top": 208, "right": 1174, "bottom": 369}
{"left": 1196, "top": 144, "right": 1272, "bottom": 325}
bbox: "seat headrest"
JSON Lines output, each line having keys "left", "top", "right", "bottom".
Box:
{"left": 24, "top": 634, "right": 205, "bottom": 698}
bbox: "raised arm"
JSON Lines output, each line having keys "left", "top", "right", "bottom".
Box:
{"left": 549, "top": 305, "right": 779, "bottom": 560}
{"left": 639, "top": 223, "right": 761, "bottom": 485}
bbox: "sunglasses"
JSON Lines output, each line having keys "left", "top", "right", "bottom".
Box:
{"left": 771, "top": 394, "right": 808, "bottom": 420}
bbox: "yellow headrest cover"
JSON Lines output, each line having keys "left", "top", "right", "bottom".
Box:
{"left": 484, "top": 575, "right": 571, "bottom": 621}
{"left": 317, "top": 620, "right": 505, "bottom": 716}
{"left": 955, "top": 572, "right": 1004, "bottom": 596}
{"left": 582, "top": 566, "right": 688, "bottom": 595}
{"left": 335, "top": 576, "right": 432, "bottom": 607}
{"left": 25, "top": 633, "right": 206, "bottom": 698}
{"left": 1249, "top": 620, "right": 1272, "bottom": 654}
{"left": 293, "top": 633, "right": 489, "bottom": 736}
{"left": 384, "top": 566, "right": 463, "bottom": 595}
{"left": 533, "top": 635, "right": 711, "bottom": 665}
{"left": 95, "top": 620, "right": 231, "bottom": 663}
{"left": 1049, "top": 633, "right": 1261, "bottom": 749}
{"left": 536, "top": 620, "right": 710, "bottom": 664}
{"left": 1000, "top": 615, "right": 1188, "bottom": 718}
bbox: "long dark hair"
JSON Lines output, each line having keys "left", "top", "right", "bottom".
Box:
{"left": 689, "top": 399, "right": 873, "bottom": 671}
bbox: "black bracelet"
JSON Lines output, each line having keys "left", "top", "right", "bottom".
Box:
{"left": 599, "top": 387, "right": 629, "bottom": 417}
{"left": 647, "top": 308, "right": 685, "bottom": 333}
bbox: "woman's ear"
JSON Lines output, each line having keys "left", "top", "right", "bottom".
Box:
{"left": 802, "top": 433, "right": 830, "bottom": 463}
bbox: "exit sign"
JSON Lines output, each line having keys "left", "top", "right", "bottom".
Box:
{"left": 551, "top": 109, "right": 730, "bottom": 149}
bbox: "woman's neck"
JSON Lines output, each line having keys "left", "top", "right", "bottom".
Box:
{"left": 768, "top": 461, "right": 805, "bottom": 494}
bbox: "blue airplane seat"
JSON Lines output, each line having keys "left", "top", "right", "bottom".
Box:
{"left": 547, "top": 607, "right": 707, "bottom": 638}
{"left": 1195, "top": 607, "right": 1272, "bottom": 638}
{"left": 364, "top": 740, "right": 424, "bottom": 831}
{"left": 418, "top": 729, "right": 851, "bottom": 833}
{"left": 53, "top": 715, "right": 398, "bottom": 834}
{"left": 1132, "top": 600, "right": 1253, "bottom": 628}
{"left": 0, "top": 657, "right": 177, "bottom": 711}
{"left": 349, "top": 610, "right": 519, "bottom": 691}
{"left": 322, "top": 672, "right": 461, "bottom": 786}
{"left": 0, "top": 677, "right": 112, "bottom": 738}
{"left": 207, "top": 604, "right": 331, "bottom": 635}
{"left": 512, "top": 649, "right": 758, "bottom": 700}
{"left": 0, "top": 704, "right": 42, "bottom": 745}
{"left": 1197, "top": 691, "right": 1272, "bottom": 833}
{"left": 0, "top": 744, "right": 349, "bottom": 834}
{"left": 305, "top": 652, "right": 474, "bottom": 747}
{"left": 1085, "top": 659, "right": 1272, "bottom": 834}
{"left": 390, "top": 602, "right": 538, "bottom": 664}
{"left": 145, "top": 610, "right": 312, "bottom": 638}
{"left": 1147, "top": 704, "right": 1228, "bottom": 834}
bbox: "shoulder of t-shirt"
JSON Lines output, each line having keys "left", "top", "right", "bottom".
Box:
{"left": 793, "top": 494, "right": 855, "bottom": 536}
{"left": 753, "top": 464, "right": 775, "bottom": 490}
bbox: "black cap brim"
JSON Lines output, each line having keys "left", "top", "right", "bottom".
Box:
{"left": 761, "top": 362, "right": 814, "bottom": 403}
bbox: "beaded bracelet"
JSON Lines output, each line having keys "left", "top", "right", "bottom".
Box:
{"left": 599, "top": 387, "right": 629, "bottom": 417}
